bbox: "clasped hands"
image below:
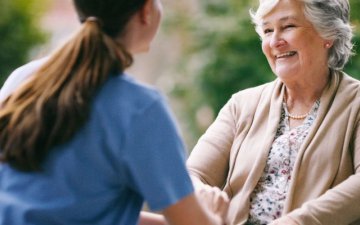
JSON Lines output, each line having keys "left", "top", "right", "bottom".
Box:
{"left": 193, "top": 177, "right": 299, "bottom": 225}
{"left": 192, "top": 177, "right": 229, "bottom": 225}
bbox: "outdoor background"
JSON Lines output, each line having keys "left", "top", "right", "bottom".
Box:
{"left": 1, "top": 0, "right": 360, "bottom": 152}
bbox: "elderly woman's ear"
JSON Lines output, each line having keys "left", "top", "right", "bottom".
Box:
{"left": 324, "top": 40, "right": 334, "bottom": 49}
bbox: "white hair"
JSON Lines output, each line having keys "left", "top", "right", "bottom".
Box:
{"left": 250, "top": 0, "right": 354, "bottom": 70}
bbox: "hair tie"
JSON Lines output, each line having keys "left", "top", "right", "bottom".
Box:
{"left": 85, "top": 16, "right": 103, "bottom": 27}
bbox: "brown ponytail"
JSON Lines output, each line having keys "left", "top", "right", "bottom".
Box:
{"left": 0, "top": 19, "right": 132, "bottom": 171}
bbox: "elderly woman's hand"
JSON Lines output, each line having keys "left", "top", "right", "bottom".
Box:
{"left": 269, "top": 216, "right": 299, "bottom": 225}
{"left": 197, "top": 184, "right": 229, "bottom": 221}
{"left": 191, "top": 176, "right": 229, "bottom": 222}
{"left": 190, "top": 175, "right": 229, "bottom": 224}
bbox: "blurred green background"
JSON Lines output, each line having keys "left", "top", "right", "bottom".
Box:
{"left": 1, "top": 0, "right": 360, "bottom": 150}
{"left": 0, "top": 0, "right": 48, "bottom": 85}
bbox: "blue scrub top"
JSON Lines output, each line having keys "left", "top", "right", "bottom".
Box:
{"left": 0, "top": 61, "right": 194, "bottom": 225}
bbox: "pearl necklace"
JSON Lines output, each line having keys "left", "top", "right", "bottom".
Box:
{"left": 284, "top": 94, "right": 312, "bottom": 120}
{"left": 287, "top": 111, "right": 310, "bottom": 120}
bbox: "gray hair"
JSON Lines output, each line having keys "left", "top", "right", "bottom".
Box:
{"left": 250, "top": 0, "right": 354, "bottom": 70}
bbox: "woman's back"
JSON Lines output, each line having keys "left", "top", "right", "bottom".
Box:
{"left": 0, "top": 60, "right": 193, "bottom": 225}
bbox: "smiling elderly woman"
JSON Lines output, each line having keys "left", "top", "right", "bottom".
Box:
{"left": 187, "top": 0, "right": 360, "bottom": 224}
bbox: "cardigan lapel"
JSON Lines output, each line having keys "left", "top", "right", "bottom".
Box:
{"left": 283, "top": 71, "right": 341, "bottom": 212}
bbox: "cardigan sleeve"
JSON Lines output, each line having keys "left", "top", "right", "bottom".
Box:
{"left": 187, "top": 97, "right": 237, "bottom": 188}
{"left": 288, "top": 119, "right": 360, "bottom": 225}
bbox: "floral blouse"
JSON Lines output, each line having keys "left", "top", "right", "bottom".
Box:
{"left": 246, "top": 100, "right": 320, "bottom": 225}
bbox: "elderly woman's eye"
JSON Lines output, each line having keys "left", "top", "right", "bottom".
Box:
{"left": 263, "top": 28, "right": 273, "bottom": 34}
{"left": 284, "top": 24, "right": 295, "bottom": 29}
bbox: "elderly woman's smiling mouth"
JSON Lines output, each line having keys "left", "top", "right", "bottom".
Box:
{"left": 275, "top": 51, "right": 297, "bottom": 59}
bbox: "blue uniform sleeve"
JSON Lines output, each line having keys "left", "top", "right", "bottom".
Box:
{"left": 122, "top": 95, "right": 194, "bottom": 211}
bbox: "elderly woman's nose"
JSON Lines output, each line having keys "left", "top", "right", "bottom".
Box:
{"left": 270, "top": 32, "right": 286, "bottom": 48}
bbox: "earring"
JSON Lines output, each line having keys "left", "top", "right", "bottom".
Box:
{"left": 325, "top": 43, "right": 331, "bottom": 48}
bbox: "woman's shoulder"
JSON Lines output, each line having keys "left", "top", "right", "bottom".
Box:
{"left": 338, "top": 72, "right": 360, "bottom": 113}
{"left": 0, "top": 57, "right": 48, "bottom": 102}
{"left": 100, "top": 73, "right": 162, "bottom": 102}
{"left": 95, "top": 73, "right": 165, "bottom": 115}
{"left": 229, "top": 79, "right": 279, "bottom": 104}
{"left": 216, "top": 79, "right": 281, "bottom": 121}
{"left": 335, "top": 71, "right": 360, "bottom": 103}
{"left": 341, "top": 71, "right": 360, "bottom": 88}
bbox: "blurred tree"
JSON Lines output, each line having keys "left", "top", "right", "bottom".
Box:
{"left": 168, "top": 0, "right": 360, "bottom": 148}
{"left": 0, "top": 0, "right": 48, "bottom": 85}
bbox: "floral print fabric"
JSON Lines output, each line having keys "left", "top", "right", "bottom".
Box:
{"left": 246, "top": 100, "right": 320, "bottom": 225}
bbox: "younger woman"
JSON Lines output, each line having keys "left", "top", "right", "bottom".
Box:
{"left": 0, "top": 0, "right": 227, "bottom": 224}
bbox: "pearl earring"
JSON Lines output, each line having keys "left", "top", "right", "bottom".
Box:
{"left": 325, "top": 43, "right": 331, "bottom": 48}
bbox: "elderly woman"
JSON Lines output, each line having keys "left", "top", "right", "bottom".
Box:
{"left": 187, "top": 0, "right": 360, "bottom": 224}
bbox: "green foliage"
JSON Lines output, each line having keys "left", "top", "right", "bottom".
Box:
{"left": 346, "top": 0, "right": 360, "bottom": 77}
{"left": 0, "top": 0, "right": 48, "bottom": 85}
{"left": 196, "top": 20, "right": 272, "bottom": 114}
{"left": 169, "top": 0, "right": 360, "bottom": 147}
{"left": 350, "top": 0, "right": 360, "bottom": 24}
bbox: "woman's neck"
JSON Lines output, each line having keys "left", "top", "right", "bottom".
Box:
{"left": 283, "top": 69, "right": 331, "bottom": 124}
{"left": 284, "top": 69, "right": 331, "bottom": 106}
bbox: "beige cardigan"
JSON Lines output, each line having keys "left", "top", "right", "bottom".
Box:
{"left": 187, "top": 71, "right": 360, "bottom": 225}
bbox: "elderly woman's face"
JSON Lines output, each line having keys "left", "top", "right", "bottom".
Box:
{"left": 260, "top": 0, "right": 329, "bottom": 82}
